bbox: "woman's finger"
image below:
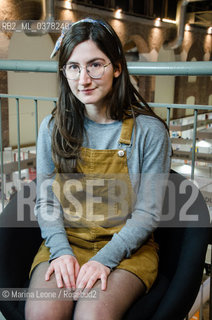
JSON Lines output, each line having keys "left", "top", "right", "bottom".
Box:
{"left": 77, "top": 275, "right": 87, "bottom": 291}
{"left": 76, "top": 267, "right": 86, "bottom": 288}
{"left": 54, "top": 266, "right": 64, "bottom": 288}
{"left": 60, "top": 264, "right": 72, "bottom": 289}
{"left": 85, "top": 273, "right": 98, "bottom": 289}
{"left": 74, "top": 260, "right": 80, "bottom": 279}
{"left": 66, "top": 260, "right": 78, "bottom": 289}
{"left": 45, "top": 264, "right": 54, "bottom": 281}
{"left": 100, "top": 273, "right": 107, "bottom": 291}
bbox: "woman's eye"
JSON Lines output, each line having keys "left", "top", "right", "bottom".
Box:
{"left": 67, "top": 64, "right": 79, "bottom": 70}
{"left": 91, "top": 62, "right": 102, "bottom": 68}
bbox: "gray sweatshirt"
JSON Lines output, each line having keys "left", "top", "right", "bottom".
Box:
{"left": 35, "top": 114, "right": 172, "bottom": 269}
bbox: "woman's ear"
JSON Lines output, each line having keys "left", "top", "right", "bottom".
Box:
{"left": 114, "top": 63, "right": 122, "bottom": 78}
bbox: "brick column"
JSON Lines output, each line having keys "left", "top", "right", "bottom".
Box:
{"left": 0, "top": 0, "right": 42, "bottom": 147}
{"left": 138, "top": 76, "right": 153, "bottom": 103}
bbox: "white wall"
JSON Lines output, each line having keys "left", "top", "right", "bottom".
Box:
{"left": 8, "top": 32, "right": 58, "bottom": 147}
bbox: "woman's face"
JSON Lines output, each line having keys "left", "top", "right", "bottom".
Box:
{"left": 65, "top": 40, "right": 121, "bottom": 109}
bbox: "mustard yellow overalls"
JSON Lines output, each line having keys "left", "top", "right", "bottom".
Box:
{"left": 31, "top": 118, "right": 158, "bottom": 291}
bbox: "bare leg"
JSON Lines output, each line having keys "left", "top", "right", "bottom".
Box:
{"left": 25, "top": 262, "right": 74, "bottom": 320}
{"left": 73, "top": 269, "right": 145, "bottom": 320}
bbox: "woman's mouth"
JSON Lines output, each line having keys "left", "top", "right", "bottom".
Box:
{"left": 79, "top": 88, "right": 96, "bottom": 94}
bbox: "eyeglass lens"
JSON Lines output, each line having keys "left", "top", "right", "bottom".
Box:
{"left": 64, "top": 62, "right": 106, "bottom": 79}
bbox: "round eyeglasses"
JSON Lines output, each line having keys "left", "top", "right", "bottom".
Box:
{"left": 61, "top": 61, "right": 112, "bottom": 80}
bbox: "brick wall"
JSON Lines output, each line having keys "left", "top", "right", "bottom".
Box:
{"left": 0, "top": 0, "right": 42, "bottom": 147}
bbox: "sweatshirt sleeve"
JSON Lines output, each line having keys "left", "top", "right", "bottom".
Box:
{"left": 89, "top": 119, "right": 172, "bottom": 269}
{"left": 35, "top": 115, "right": 74, "bottom": 260}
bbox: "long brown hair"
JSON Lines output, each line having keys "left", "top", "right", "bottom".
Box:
{"left": 50, "top": 18, "right": 168, "bottom": 173}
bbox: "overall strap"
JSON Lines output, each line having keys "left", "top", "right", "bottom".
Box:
{"left": 119, "top": 118, "right": 134, "bottom": 145}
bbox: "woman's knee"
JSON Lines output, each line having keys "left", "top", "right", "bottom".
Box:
{"left": 25, "top": 299, "right": 73, "bottom": 320}
{"left": 73, "top": 300, "right": 118, "bottom": 320}
{"left": 25, "top": 300, "right": 52, "bottom": 320}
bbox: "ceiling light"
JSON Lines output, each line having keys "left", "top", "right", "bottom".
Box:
{"left": 185, "top": 24, "right": 190, "bottom": 31}
{"left": 162, "top": 18, "right": 176, "bottom": 24}
{"left": 207, "top": 27, "right": 212, "bottom": 34}
{"left": 65, "top": 0, "right": 72, "bottom": 9}
{"left": 155, "top": 18, "right": 161, "bottom": 27}
{"left": 114, "top": 8, "right": 122, "bottom": 18}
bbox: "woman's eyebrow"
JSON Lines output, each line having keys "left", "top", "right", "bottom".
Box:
{"left": 67, "top": 57, "right": 106, "bottom": 64}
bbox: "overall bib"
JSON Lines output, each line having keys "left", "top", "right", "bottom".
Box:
{"left": 31, "top": 118, "right": 158, "bottom": 291}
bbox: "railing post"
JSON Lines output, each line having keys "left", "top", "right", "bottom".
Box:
{"left": 166, "top": 107, "right": 171, "bottom": 128}
{"left": 34, "top": 99, "right": 38, "bottom": 143}
{"left": 191, "top": 109, "right": 198, "bottom": 180}
{"left": 16, "top": 98, "right": 21, "bottom": 180}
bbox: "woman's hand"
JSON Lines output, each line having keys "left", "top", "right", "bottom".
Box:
{"left": 45, "top": 254, "right": 80, "bottom": 289}
{"left": 76, "top": 261, "right": 111, "bottom": 293}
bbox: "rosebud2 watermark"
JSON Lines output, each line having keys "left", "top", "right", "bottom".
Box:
{"left": 0, "top": 288, "right": 99, "bottom": 301}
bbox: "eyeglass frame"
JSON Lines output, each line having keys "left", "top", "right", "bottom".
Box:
{"left": 61, "top": 61, "right": 112, "bottom": 80}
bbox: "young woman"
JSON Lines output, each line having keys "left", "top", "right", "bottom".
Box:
{"left": 25, "top": 18, "right": 172, "bottom": 320}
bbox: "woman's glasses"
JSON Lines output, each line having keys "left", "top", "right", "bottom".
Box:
{"left": 61, "top": 61, "right": 112, "bottom": 80}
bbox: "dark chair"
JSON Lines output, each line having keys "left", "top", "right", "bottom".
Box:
{"left": 124, "top": 170, "right": 211, "bottom": 320}
{"left": 0, "top": 170, "right": 210, "bottom": 320}
{"left": 0, "top": 180, "right": 41, "bottom": 320}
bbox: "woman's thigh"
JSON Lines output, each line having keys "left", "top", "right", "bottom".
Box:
{"left": 73, "top": 268, "right": 145, "bottom": 320}
{"left": 25, "top": 262, "right": 74, "bottom": 320}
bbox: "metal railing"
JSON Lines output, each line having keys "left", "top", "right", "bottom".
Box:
{"left": 0, "top": 60, "right": 212, "bottom": 208}
{"left": 0, "top": 60, "right": 212, "bottom": 75}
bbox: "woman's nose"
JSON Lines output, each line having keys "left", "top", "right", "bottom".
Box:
{"left": 78, "top": 67, "right": 92, "bottom": 85}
